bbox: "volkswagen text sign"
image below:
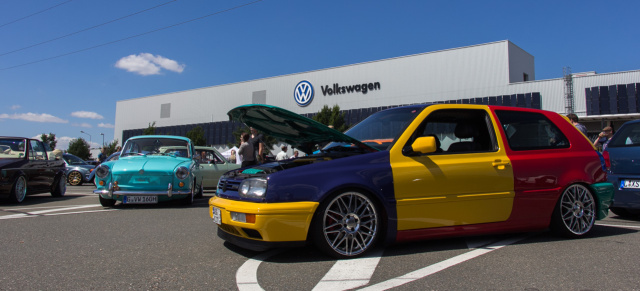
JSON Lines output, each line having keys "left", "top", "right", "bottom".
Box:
{"left": 294, "top": 80, "right": 314, "bottom": 107}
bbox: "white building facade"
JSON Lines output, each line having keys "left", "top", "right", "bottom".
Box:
{"left": 114, "top": 40, "right": 640, "bottom": 147}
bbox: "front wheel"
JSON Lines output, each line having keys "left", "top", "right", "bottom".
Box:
{"left": 51, "top": 174, "right": 67, "bottom": 197}
{"left": 67, "top": 171, "right": 83, "bottom": 186}
{"left": 99, "top": 195, "right": 116, "bottom": 207}
{"left": 311, "top": 191, "right": 380, "bottom": 259}
{"left": 551, "top": 184, "right": 596, "bottom": 237}
{"left": 9, "top": 175, "right": 27, "bottom": 203}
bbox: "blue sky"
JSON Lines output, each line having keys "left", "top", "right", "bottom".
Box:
{"left": 1, "top": 0, "right": 638, "bottom": 153}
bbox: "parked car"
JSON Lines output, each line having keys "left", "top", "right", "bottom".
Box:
{"left": 85, "top": 160, "right": 101, "bottom": 166}
{"left": 93, "top": 136, "right": 202, "bottom": 207}
{"left": 209, "top": 104, "right": 614, "bottom": 258}
{"left": 62, "top": 153, "right": 96, "bottom": 186}
{"left": 0, "top": 136, "right": 67, "bottom": 203}
{"left": 603, "top": 119, "right": 640, "bottom": 218}
{"left": 194, "top": 146, "right": 240, "bottom": 191}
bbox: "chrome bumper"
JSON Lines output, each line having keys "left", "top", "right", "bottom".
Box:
{"left": 93, "top": 182, "right": 190, "bottom": 198}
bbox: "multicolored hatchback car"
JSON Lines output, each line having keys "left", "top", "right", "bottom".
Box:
{"left": 209, "top": 104, "right": 614, "bottom": 258}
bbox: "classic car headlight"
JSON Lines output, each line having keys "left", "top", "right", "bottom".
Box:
{"left": 95, "top": 164, "right": 110, "bottom": 179}
{"left": 175, "top": 166, "right": 189, "bottom": 180}
{"left": 239, "top": 178, "right": 267, "bottom": 199}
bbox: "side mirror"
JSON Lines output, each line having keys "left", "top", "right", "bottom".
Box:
{"left": 410, "top": 136, "right": 437, "bottom": 155}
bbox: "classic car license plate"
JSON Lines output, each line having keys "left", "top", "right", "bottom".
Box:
{"left": 212, "top": 207, "right": 221, "bottom": 225}
{"left": 622, "top": 180, "right": 640, "bottom": 189}
{"left": 124, "top": 195, "right": 158, "bottom": 204}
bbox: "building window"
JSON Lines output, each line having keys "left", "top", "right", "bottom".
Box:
{"left": 523, "top": 73, "right": 529, "bottom": 81}
{"left": 160, "top": 103, "right": 171, "bottom": 118}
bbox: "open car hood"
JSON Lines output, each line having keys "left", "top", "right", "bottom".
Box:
{"left": 227, "top": 104, "right": 377, "bottom": 154}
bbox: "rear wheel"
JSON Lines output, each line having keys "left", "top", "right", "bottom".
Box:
{"left": 99, "top": 195, "right": 116, "bottom": 207}
{"left": 51, "top": 174, "right": 67, "bottom": 197}
{"left": 67, "top": 171, "right": 83, "bottom": 186}
{"left": 311, "top": 191, "right": 380, "bottom": 259}
{"left": 9, "top": 175, "right": 27, "bottom": 203}
{"left": 551, "top": 184, "right": 596, "bottom": 237}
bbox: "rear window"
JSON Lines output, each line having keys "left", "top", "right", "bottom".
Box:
{"left": 495, "top": 110, "right": 569, "bottom": 151}
{"left": 608, "top": 122, "right": 640, "bottom": 147}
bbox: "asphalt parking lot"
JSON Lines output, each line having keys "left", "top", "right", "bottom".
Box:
{"left": 0, "top": 185, "right": 639, "bottom": 290}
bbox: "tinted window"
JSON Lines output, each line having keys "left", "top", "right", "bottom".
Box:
{"left": 608, "top": 122, "right": 640, "bottom": 147}
{"left": 407, "top": 109, "right": 498, "bottom": 154}
{"left": 495, "top": 110, "right": 569, "bottom": 151}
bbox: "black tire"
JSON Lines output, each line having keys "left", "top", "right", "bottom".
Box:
{"left": 609, "top": 207, "right": 637, "bottom": 219}
{"left": 551, "top": 184, "right": 596, "bottom": 237}
{"left": 51, "top": 174, "right": 67, "bottom": 197}
{"left": 182, "top": 181, "right": 195, "bottom": 205}
{"left": 194, "top": 182, "right": 204, "bottom": 199}
{"left": 99, "top": 195, "right": 116, "bottom": 207}
{"left": 9, "top": 175, "right": 27, "bottom": 203}
{"left": 67, "top": 171, "right": 83, "bottom": 186}
{"left": 311, "top": 191, "right": 380, "bottom": 259}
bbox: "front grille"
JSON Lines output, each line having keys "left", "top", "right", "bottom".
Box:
{"left": 218, "top": 223, "right": 241, "bottom": 236}
{"left": 242, "top": 228, "right": 263, "bottom": 240}
{"left": 218, "top": 179, "right": 241, "bottom": 192}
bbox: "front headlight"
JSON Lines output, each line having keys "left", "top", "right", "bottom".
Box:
{"left": 95, "top": 164, "right": 110, "bottom": 179}
{"left": 239, "top": 178, "right": 267, "bottom": 199}
{"left": 175, "top": 166, "right": 189, "bottom": 180}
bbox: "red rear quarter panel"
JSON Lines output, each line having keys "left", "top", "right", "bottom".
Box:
{"left": 489, "top": 106, "right": 606, "bottom": 229}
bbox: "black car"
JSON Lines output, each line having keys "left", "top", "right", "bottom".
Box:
{"left": 0, "top": 137, "right": 67, "bottom": 203}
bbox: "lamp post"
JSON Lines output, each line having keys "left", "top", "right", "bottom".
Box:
{"left": 100, "top": 133, "right": 105, "bottom": 147}
{"left": 80, "top": 131, "right": 92, "bottom": 148}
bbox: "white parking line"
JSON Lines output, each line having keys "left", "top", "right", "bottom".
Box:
{"left": 236, "top": 249, "right": 284, "bottom": 291}
{"left": 357, "top": 235, "right": 528, "bottom": 291}
{"left": 0, "top": 204, "right": 113, "bottom": 220}
{"left": 313, "top": 249, "right": 383, "bottom": 291}
{"left": 596, "top": 223, "right": 640, "bottom": 229}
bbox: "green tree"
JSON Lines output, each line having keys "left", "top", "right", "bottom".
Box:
{"left": 105, "top": 139, "right": 120, "bottom": 156}
{"left": 312, "top": 104, "right": 348, "bottom": 132}
{"left": 186, "top": 126, "right": 206, "bottom": 146}
{"left": 143, "top": 121, "right": 156, "bottom": 135}
{"left": 68, "top": 138, "right": 91, "bottom": 160}
{"left": 40, "top": 133, "right": 57, "bottom": 150}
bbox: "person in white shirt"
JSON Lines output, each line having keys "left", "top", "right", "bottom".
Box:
{"left": 276, "top": 145, "right": 289, "bottom": 161}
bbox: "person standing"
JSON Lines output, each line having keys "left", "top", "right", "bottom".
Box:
{"left": 276, "top": 145, "right": 289, "bottom": 161}
{"left": 98, "top": 147, "right": 107, "bottom": 163}
{"left": 238, "top": 133, "right": 255, "bottom": 167}
{"left": 567, "top": 113, "right": 588, "bottom": 136}
{"left": 249, "top": 127, "right": 265, "bottom": 164}
{"left": 593, "top": 126, "right": 614, "bottom": 151}
{"left": 229, "top": 149, "right": 237, "bottom": 164}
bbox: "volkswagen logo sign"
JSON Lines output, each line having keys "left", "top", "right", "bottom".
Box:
{"left": 294, "top": 80, "right": 314, "bottom": 107}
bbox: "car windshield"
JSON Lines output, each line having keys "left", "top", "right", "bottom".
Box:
{"left": 0, "top": 138, "right": 27, "bottom": 159}
{"left": 608, "top": 122, "right": 640, "bottom": 147}
{"left": 325, "top": 106, "right": 425, "bottom": 151}
{"left": 121, "top": 138, "right": 191, "bottom": 157}
{"left": 64, "top": 154, "right": 87, "bottom": 165}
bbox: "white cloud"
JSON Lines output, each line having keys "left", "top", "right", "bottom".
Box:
{"left": 72, "top": 123, "right": 92, "bottom": 128}
{"left": 11, "top": 105, "right": 21, "bottom": 110}
{"left": 115, "top": 53, "right": 185, "bottom": 76}
{"left": 0, "top": 112, "right": 68, "bottom": 123}
{"left": 71, "top": 111, "right": 104, "bottom": 119}
{"left": 98, "top": 123, "right": 115, "bottom": 128}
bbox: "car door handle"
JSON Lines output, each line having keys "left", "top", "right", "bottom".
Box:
{"left": 492, "top": 160, "right": 510, "bottom": 170}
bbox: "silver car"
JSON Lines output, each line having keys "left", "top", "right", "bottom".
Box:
{"left": 62, "top": 153, "right": 96, "bottom": 186}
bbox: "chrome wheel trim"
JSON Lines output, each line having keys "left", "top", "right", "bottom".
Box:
{"left": 322, "top": 192, "right": 378, "bottom": 257}
{"left": 560, "top": 184, "right": 595, "bottom": 235}
{"left": 68, "top": 171, "right": 82, "bottom": 186}
{"left": 14, "top": 176, "right": 27, "bottom": 202}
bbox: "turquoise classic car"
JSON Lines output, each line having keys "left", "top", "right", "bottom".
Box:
{"left": 94, "top": 135, "right": 203, "bottom": 207}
